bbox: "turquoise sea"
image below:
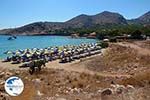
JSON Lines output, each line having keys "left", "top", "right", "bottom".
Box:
{"left": 0, "top": 35, "right": 97, "bottom": 59}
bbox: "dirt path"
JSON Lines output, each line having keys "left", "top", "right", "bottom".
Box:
{"left": 118, "top": 42, "right": 150, "bottom": 56}
{"left": 46, "top": 58, "right": 131, "bottom": 78}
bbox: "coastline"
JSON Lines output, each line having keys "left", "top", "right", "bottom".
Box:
{"left": 0, "top": 35, "right": 98, "bottom": 60}
{"left": 0, "top": 32, "right": 98, "bottom": 40}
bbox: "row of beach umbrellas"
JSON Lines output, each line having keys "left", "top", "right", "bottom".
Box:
{"left": 4, "top": 42, "right": 101, "bottom": 59}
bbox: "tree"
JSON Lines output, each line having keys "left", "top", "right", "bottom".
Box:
{"left": 131, "top": 30, "right": 142, "bottom": 39}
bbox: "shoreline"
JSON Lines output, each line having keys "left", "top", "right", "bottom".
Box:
{"left": 0, "top": 35, "right": 99, "bottom": 60}
{"left": 0, "top": 48, "right": 107, "bottom": 71}
{"left": 0, "top": 34, "right": 97, "bottom": 39}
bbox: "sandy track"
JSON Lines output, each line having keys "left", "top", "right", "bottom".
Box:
{"left": 46, "top": 59, "right": 131, "bottom": 78}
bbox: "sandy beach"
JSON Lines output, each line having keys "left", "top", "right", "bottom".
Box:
{"left": 0, "top": 48, "right": 130, "bottom": 78}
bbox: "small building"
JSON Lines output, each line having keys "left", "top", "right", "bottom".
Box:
{"left": 87, "top": 32, "right": 97, "bottom": 39}
{"left": 71, "top": 33, "right": 79, "bottom": 38}
{"left": 83, "top": 34, "right": 88, "bottom": 37}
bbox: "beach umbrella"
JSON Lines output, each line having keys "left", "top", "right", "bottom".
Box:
{"left": 58, "top": 49, "right": 62, "bottom": 53}
{"left": 24, "top": 48, "right": 29, "bottom": 52}
{"left": 15, "top": 50, "right": 21, "bottom": 53}
{"left": 32, "top": 48, "right": 37, "bottom": 52}
{"left": 44, "top": 50, "right": 49, "bottom": 54}
{"left": 4, "top": 51, "right": 14, "bottom": 58}
{"left": 40, "top": 48, "right": 43, "bottom": 51}
{"left": 50, "top": 50, "right": 54, "bottom": 54}
{"left": 67, "top": 51, "right": 71, "bottom": 54}
{"left": 33, "top": 48, "right": 37, "bottom": 50}
{"left": 4, "top": 50, "right": 13, "bottom": 55}
{"left": 36, "top": 51, "right": 41, "bottom": 55}
{"left": 64, "top": 51, "right": 68, "bottom": 55}
{"left": 14, "top": 51, "right": 21, "bottom": 56}
{"left": 26, "top": 53, "right": 32, "bottom": 58}
{"left": 16, "top": 49, "right": 23, "bottom": 53}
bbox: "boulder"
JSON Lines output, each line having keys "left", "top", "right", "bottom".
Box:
{"left": 37, "top": 90, "right": 44, "bottom": 96}
{"left": 5, "top": 72, "right": 13, "bottom": 76}
{"left": 0, "top": 72, "right": 5, "bottom": 78}
{"left": 101, "top": 88, "right": 113, "bottom": 96}
{"left": 111, "top": 84, "right": 126, "bottom": 94}
{"left": 33, "top": 78, "right": 41, "bottom": 83}
{"left": 126, "top": 85, "right": 135, "bottom": 92}
{"left": 0, "top": 92, "right": 10, "bottom": 100}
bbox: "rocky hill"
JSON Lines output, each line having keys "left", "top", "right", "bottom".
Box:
{"left": 91, "top": 11, "right": 127, "bottom": 25}
{"left": 128, "top": 11, "right": 150, "bottom": 25}
{"left": 0, "top": 11, "right": 150, "bottom": 35}
{"left": 66, "top": 11, "right": 127, "bottom": 28}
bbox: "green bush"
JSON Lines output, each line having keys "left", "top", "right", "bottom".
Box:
{"left": 100, "top": 42, "right": 109, "bottom": 48}
{"left": 110, "top": 37, "right": 117, "bottom": 42}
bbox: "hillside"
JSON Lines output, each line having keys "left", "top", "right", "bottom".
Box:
{"left": 0, "top": 11, "right": 150, "bottom": 35}
{"left": 66, "top": 11, "right": 127, "bottom": 28}
{"left": 128, "top": 11, "right": 150, "bottom": 25}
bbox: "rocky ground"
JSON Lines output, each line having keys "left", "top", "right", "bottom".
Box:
{"left": 0, "top": 40, "right": 150, "bottom": 100}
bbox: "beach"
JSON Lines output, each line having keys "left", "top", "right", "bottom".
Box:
{"left": 0, "top": 40, "right": 150, "bottom": 100}
{"left": 0, "top": 35, "right": 97, "bottom": 59}
{"left": 0, "top": 0, "right": 149, "bottom": 99}
{"left": 0, "top": 51, "right": 104, "bottom": 73}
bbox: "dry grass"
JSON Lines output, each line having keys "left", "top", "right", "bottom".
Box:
{"left": 120, "top": 69, "right": 150, "bottom": 87}
{"left": 11, "top": 81, "right": 36, "bottom": 100}
{"left": 87, "top": 43, "right": 150, "bottom": 74}
{"left": 133, "top": 40, "right": 150, "bottom": 49}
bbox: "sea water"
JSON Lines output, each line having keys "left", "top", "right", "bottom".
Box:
{"left": 0, "top": 35, "right": 97, "bottom": 59}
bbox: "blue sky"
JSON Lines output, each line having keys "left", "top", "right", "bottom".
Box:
{"left": 0, "top": 0, "right": 150, "bottom": 29}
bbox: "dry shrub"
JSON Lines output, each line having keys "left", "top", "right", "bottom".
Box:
{"left": 71, "top": 79, "right": 85, "bottom": 89}
{"left": 120, "top": 70, "right": 150, "bottom": 87}
{"left": 88, "top": 43, "right": 150, "bottom": 74}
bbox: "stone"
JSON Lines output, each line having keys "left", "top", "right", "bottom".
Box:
{"left": 37, "top": 90, "right": 44, "bottom": 96}
{"left": 0, "top": 72, "right": 5, "bottom": 78}
{"left": 97, "top": 89, "right": 102, "bottom": 93}
{"left": 65, "top": 90, "right": 69, "bottom": 94}
{"left": 25, "top": 77, "right": 28, "bottom": 79}
{"left": 73, "top": 88, "right": 81, "bottom": 93}
{"left": 0, "top": 80, "right": 5, "bottom": 85}
{"left": 111, "top": 84, "right": 125, "bottom": 94}
{"left": 33, "top": 78, "right": 41, "bottom": 83}
{"left": 56, "top": 98, "right": 66, "bottom": 100}
{"left": 55, "top": 94, "right": 59, "bottom": 97}
{"left": 126, "top": 85, "right": 135, "bottom": 92}
{"left": 5, "top": 72, "right": 13, "bottom": 76}
{"left": 0, "top": 92, "right": 10, "bottom": 100}
{"left": 116, "top": 87, "right": 123, "bottom": 94}
{"left": 101, "top": 88, "right": 113, "bottom": 96}
{"left": 15, "top": 71, "right": 20, "bottom": 75}
{"left": 70, "top": 88, "right": 74, "bottom": 93}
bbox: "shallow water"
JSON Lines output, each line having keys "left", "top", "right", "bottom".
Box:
{"left": 0, "top": 35, "right": 97, "bottom": 59}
